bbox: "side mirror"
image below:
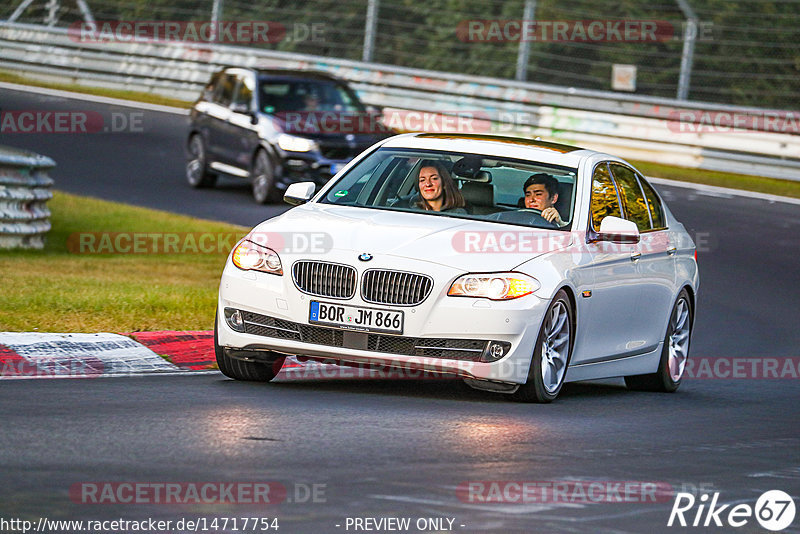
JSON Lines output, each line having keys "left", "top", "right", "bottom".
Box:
{"left": 284, "top": 182, "right": 316, "bottom": 206}
{"left": 230, "top": 102, "right": 250, "bottom": 114}
{"left": 597, "top": 216, "right": 640, "bottom": 243}
{"left": 231, "top": 103, "right": 258, "bottom": 124}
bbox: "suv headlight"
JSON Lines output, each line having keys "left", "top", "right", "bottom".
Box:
{"left": 278, "top": 134, "right": 318, "bottom": 153}
{"left": 231, "top": 240, "right": 282, "bottom": 275}
{"left": 448, "top": 273, "right": 539, "bottom": 300}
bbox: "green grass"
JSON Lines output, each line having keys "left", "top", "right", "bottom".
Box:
{"left": 0, "top": 192, "right": 247, "bottom": 332}
{"left": 0, "top": 69, "right": 194, "bottom": 109}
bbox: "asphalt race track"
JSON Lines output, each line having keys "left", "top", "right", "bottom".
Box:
{"left": 1, "top": 86, "right": 799, "bottom": 533}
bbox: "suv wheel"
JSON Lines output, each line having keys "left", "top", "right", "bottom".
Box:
{"left": 252, "top": 150, "right": 277, "bottom": 204}
{"left": 186, "top": 135, "right": 217, "bottom": 188}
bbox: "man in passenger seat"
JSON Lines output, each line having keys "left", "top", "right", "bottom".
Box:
{"left": 523, "top": 173, "right": 566, "bottom": 227}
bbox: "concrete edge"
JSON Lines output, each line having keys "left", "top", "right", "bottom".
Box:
{"left": 0, "top": 81, "right": 191, "bottom": 115}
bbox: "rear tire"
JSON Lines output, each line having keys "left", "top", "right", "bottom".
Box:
{"left": 186, "top": 135, "right": 217, "bottom": 188}
{"left": 214, "top": 313, "right": 284, "bottom": 381}
{"left": 625, "top": 289, "right": 692, "bottom": 392}
{"left": 512, "top": 289, "right": 573, "bottom": 403}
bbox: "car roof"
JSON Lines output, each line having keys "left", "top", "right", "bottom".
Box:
{"left": 221, "top": 67, "right": 345, "bottom": 83}
{"left": 380, "top": 133, "right": 598, "bottom": 168}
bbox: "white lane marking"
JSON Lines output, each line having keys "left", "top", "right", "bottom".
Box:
{"left": 647, "top": 176, "right": 800, "bottom": 206}
{"left": 0, "top": 81, "right": 190, "bottom": 115}
{"left": 748, "top": 466, "right": 800, "bottom": 479}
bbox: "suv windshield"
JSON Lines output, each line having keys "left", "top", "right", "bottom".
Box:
{"left": 258, "top": 79, "right": 366, "bottom": 114}
{"left": 319, "top": 147, "right": 577, "bottom": 230}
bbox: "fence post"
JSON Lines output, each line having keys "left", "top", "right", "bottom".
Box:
{"left": 211, "top": 0, "right": 224, "bottom": 42}
{"left": 515, "top": 0, "right": 536, "bottom": 81}
{"left": 676, "top": 0, "right": 697, "bottom": 101}
{"left": 362, "top": 0, "right": 379, "bottom": 62}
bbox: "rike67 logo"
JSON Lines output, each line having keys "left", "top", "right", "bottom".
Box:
{"left": 668, "top": 490, "right": 796, "bottom": 531}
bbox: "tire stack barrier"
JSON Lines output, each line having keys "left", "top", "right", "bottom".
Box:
{"left": 0, "top": 145, "right": 54, "bottom": 249}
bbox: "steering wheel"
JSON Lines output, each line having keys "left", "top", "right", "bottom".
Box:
{"left": 518, "top": 208, "right": 559, "bottom": 229}
{"left": 487, "top": 209, "right": 558, "bottom": 228}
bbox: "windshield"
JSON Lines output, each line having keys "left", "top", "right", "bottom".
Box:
{"left": 319, "top": 147, "right": 577, "bottom": 230}
{"left": 258, "top": 79, "right": 366, "bottom": 114}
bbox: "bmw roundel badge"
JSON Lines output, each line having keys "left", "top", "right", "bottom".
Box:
{"left": 358, "top": 253, "right": 373, "bottom": 262}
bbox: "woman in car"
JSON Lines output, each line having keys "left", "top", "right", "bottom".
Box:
{"left": 415, "top": 160, "right": 467, "bottom": 213}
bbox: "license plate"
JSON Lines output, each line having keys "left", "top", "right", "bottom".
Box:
{"left": 309, "top": 301, "right": 403, "bottom": 334}
{"left": 330, "top": 163, "right": 345, "bottom": 174}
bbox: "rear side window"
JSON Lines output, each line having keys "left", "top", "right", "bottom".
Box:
{"left": 590, "top": 163, "right": 622, "bottom": 230}
{"left": 639, "top": 176, "right": 667, "bottom": 230}
{"left": 213, "top": 74, "right": 236, "bottom": 106}
{"left": 232, "top": 76, "right": 254, "bottom": 108}
{"left": 202, "top": 73, "right": 220, "bottom": 101}
{"left": 610, "top": 164, "right": 651, "bottom": 231}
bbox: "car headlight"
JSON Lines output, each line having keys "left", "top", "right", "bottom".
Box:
{"left": 448, "top": 272, "right": 539, "bottom": 300}
{"left": 278, "top": 134, "right": 318, "bottom": 153}
{"left": 231, "top": 240, "right": 282, "bottom": 275}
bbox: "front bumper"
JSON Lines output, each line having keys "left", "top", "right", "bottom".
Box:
{"left": 218, "top": 254, "right": 552, "bottom": 385}
{"left": 276, "top": 154, "right": 345, "bottom": 190}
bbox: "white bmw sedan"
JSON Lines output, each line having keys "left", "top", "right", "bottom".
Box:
{"left": 215, "top": 133, "right": 698, "bottom": 402}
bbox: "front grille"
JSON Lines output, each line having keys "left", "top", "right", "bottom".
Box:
{"left": 361, "top": 269, "right": 433, "bottom": 306}
{"left": 292, "top": 261, "right": 357, "bottom": 299}
{"left": 241, "top": 311, "right": 487, "bottom": 362}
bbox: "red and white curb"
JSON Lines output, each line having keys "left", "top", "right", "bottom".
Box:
{"left": 0, "top": 331, "right": 371, "bottom": 381}
{"left": 0, "top": 331, "right": 217, "bottom": 379}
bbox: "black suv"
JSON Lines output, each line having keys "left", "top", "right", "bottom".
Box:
{"left": 186, "top": 67, "right": 392, "bottom": 203}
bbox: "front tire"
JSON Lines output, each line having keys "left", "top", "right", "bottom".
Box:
{"left": 214, "top": 313, "right": 284, "bottom": 381}
{"left": 625, "top": 289, "right": 692, "bottom": 392}
{"left": 186, "top": 135, "right": 217, "bottom": 188}
{"left": 251, "top": 150, "right": 277, "bottom": 204}
{"left": 513, "top": 289, "right": 573, "bottom": 403}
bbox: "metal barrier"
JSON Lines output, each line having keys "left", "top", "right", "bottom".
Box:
{"left": 0, "top": 145, "right": 54, "bottom": 249}
{"left": 1, "top": 21, "right": 798, "bottom": 181}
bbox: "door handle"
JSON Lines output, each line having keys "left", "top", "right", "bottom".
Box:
{"left": 630, "top": 251, "right": 641, "bottom": 261}
{"left": 667, "top": 246, "right": 677, "bottom": 256}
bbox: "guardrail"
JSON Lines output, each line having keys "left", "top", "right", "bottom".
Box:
{"left": 1, "top": 21, "right": 798, "bottom": 181}
{"left": 0, "top": 144, "right": 54, "bottom": 249}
